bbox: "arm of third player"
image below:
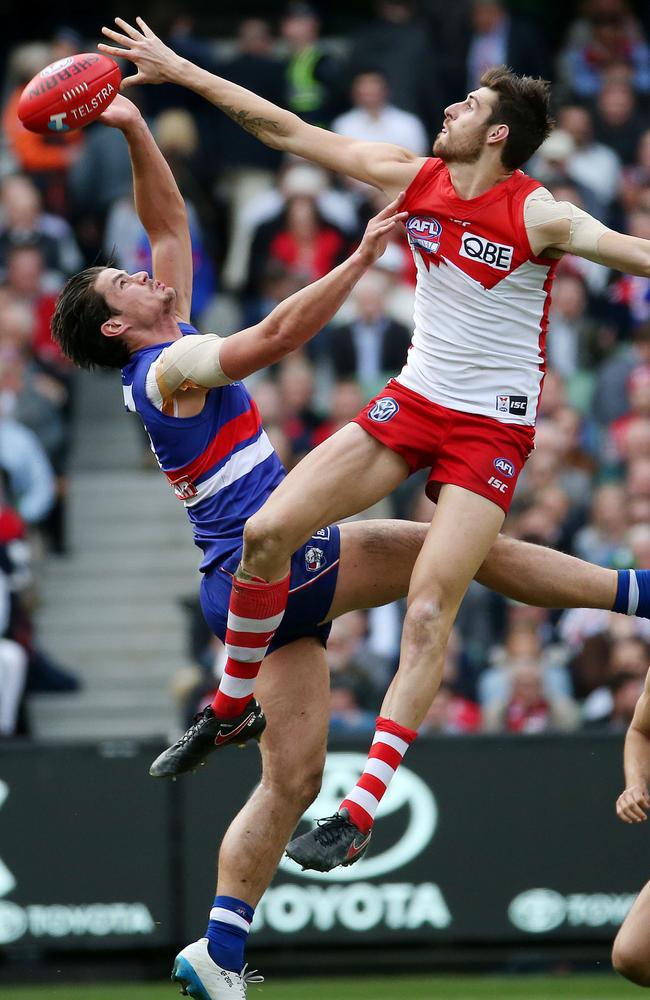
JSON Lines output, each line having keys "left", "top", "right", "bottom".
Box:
{"left": 617, "top": 672, "right": 650, "bottom": 823}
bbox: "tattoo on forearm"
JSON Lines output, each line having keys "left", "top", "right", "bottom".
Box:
{"left": 219, "top": 105, "right": 281, "bottom": 139}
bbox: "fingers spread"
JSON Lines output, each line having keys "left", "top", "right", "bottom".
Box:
{"left": 101, "top": 27, "right": 132, "bottom": 46}
{"left": 136, "top": 16, "right": 155, "bottom": 38}
{"left": 115, "top": 17, "right": 142, "bottom": 39}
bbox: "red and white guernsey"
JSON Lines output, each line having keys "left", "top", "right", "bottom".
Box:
{"left": 399, "top": 158, "right": 558, "bottom": 427}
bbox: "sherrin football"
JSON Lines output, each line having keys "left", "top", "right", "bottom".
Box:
{"left": 17, "top": 53, "right": 121, "bottom": 134}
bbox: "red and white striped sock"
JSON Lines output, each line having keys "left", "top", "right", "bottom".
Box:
{"left": 340, "top": 717, "right": 418, "bottom": 834}
{"left": 211, "top": 573, "right": 290, "bottom": 719}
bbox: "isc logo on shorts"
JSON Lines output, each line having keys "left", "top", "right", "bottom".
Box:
{"left": 493, "top": 457, "right": 515, "bottom": 478}
{"left": 460, "top": 232, "right": 514, "bottom": 271}
{"left": 369, "top": 397, "right": 399, "bottom": 423}
{"left": 406, "top": 216, "right": 442, "bottom": 254}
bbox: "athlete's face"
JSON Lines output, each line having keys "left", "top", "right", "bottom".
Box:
{"left": 94, "top": 267, "right": 176, "bottom": 331}
{"left": 433, "top": 87, "right": 498, "bottom": 164}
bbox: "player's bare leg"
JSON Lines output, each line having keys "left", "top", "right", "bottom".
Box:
{"left": 329, "top": 521, "right": 620, "bottom": 619}
{"left": 216, "top": 637, "right": 329, "bottom": 904}
{"left": 286, "top": 485, "right": 505, "bottom": 872}
{"left": 173, "top": 637, "right": 329, "bottom": 996}
{"left": 240, "top": 423, "right": 410, "bottom": 582}
{"left": 612, "top": 879, "right": 650, "bottom": 986}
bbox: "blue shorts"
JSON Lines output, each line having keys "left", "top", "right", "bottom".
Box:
{"left": 200, "top": 525, "right": 341, "bottom": 654}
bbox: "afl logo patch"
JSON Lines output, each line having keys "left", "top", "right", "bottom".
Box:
{"left": 406, "top": 216, "right": 442, "bottom": 254}
{"left": 369, "top": 397, "right": 399, "bottom": 423}
{"left": 493, "top": 457, "right": 515, "bottom": 478}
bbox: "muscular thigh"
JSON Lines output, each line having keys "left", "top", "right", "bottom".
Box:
{"left": 326, "top": 519, "right": 427, "bottom": 621}
{"left": 253, "top": 423, "right": 409, "bottom": 552}
{"left": 255, "top": 636, "right": 330, "bottom": 781}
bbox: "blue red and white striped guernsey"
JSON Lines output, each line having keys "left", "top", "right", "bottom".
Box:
{"left": 121, "top": 322, "right": 285, "bottom": 572}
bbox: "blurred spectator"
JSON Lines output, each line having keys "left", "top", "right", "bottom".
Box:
{"left": 332, "top": 70, "right": 429, "bottom": 154}
{"left": 327, "top": 269, "right": 411, "bottom": 393}
{"left": 558, "top": 0, "right": 650, "bottom": 100}
{"left": 326, "top": 611, "right": 392, "bottom": 712}
{"left": 419, "top": 681, "right": 481, "bottom": 734}
{"left": 594, "top": 77, "right": 650, "bottom": 165}
{"left": 556, "top": 104, "right": 622, "bottom": 214}
{"left": 277, "top": 352, "right": 321, "bottom": 459}
{"left": 482, "top": 662, "right": 580, "bottom": 733}
{"left": 281, "top": 2, "right": 341, "bottom": 127}
{"left": 0, "top": 174, "right": 82, "bottom": 278}
{"left": 479, "top": 619, "right": 574, "bottom": 707}
{"left": 329, "top": 679, "right": 377, "bottom": 734}
{"left": 346, "top": 1, "right": 440, "bottom": 130}
{"left": 483, "top": 663, "right": 579, "bottom": 733}
{"left": 266, "top": 194, "right": 347, "bottom": 284}
{"left": 0, "top": 419, "right": 54, "bottom": 526}
{"left": 312, "top": 380, "right": 365, "bottom": 445}
{"left": 216, "top": 19, "right": 286, "bottom": 291}
{"left": 547, "top": 273, "right": 593, "bottom": 377}
{"left": 597, "top": 670, "right": 646, "bottom": 730}
{"left": 582, "top": 636, "right": 648, "bottom": 723}
{"left": 593, "top": 319, "right": 650, "bottom": 425}
{"left": 465, "top": 0, "right": 548, "bottom": 94}
{"left": 573, "top": 484, "right": 631, "bottom": 567}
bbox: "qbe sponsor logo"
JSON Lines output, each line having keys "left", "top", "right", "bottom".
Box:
{"left": 258, "top": 753, "right": 451, "bottom": 935}
{"left": 460, "top": 233, "right": 514, "bottom": 271}
{"left": 368, "top": 397, "right": 399, "bottom": 423}
{"left": 508, "top": 888, "right": 637, "bottom": 934}
{"left": 0, "top": 780, "right": 156, "bottom": 947}
{"left": 406, "top": 216, "right": 442, "bottom": 255}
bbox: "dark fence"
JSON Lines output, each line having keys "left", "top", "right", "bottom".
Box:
{"left": 0, "top": 734, "right": 646, "bottom": 957}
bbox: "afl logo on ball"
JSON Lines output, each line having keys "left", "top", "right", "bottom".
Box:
{"left": 493, "top": 457, "right": 515, "bottom": 478}
{"left": 369, "top": 398, "right": 399, "bottom": 423}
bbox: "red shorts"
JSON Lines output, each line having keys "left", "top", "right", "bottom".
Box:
{"left": 354, "top": 380, "right": 535, "bottom": 514}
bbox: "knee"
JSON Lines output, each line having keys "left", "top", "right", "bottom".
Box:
{"left": 612, "top": 936, "right": 650, "bottom": 986}
{"left": 243, "top": 513, "right": 288, "bottom": 566}
{"left": 263, "top": 762, "right": 323, "bottom": 814}
{"left": 403, "top": 595, "right": 448, "bottom": 646}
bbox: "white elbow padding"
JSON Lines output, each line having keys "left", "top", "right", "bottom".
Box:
{"left": 155, "top": 334, "right": 232, "bottom": 397}
{"left": 524, "top": 188, "right": 609, "bottom": 260}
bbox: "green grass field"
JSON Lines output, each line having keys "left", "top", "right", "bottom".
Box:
{"left": 0, "top": 976, "right": 642, "bottom": 1000}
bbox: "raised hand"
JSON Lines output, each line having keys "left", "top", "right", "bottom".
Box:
{"left": 99, "top": 16, "right": 182, "bottom": 89}
{"left": 96, "top": 92, "right": 142, "bottom": 129}
{"left": 357, "top": 192, "right": 408, "bottom": 266}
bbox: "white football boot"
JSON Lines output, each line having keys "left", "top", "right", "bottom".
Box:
{"left": 171, "top": 938, "right": 264, "bottom": 999}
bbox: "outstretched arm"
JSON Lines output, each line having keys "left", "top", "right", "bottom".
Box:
{"left": 154, "top": 195, "right": 407, "bottom": 399}
{"left": 525, "top": 187, "right": 650, "bottom": 277}
{"left": 99, "top": 93, "right": 192, "bottom": 321}
{"left": 617, "top": 671, "right": 650, "bottom": 824}
{"left": 99, "top": 17, "right": 425, "bottom": 197}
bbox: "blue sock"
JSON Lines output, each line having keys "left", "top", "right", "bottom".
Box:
{"left": 614, "top": 570, "right": 650, "bottom": 618}
{"left": 205, "top": 895, "right": 254, "bottom": 973}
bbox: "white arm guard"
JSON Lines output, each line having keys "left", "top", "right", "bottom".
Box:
{"left": 524, "top": 187, "right": 609, "bottom": 261}
{"left": 154, "top": 334, "right": 232, "bottom": 399}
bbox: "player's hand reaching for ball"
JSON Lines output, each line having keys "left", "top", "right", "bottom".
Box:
{"left": 357, "top": 193, "right": 409, "bottom": 267}
{"left": 617, "top": 783, "right": 650, "bottom": 823}
{"left": 99, "top": 16, "right": 181, "bottom": 88}
{"left": 97, "top": 93, "right": 142, "bottom": 130}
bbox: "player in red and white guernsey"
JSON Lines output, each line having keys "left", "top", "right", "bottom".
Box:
{"left": 104, "top": 19, "right": 650, "bottom": 876}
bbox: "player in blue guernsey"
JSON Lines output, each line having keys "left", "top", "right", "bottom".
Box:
{"left": 52, "top": 91, "right": 650, "bottom": 999}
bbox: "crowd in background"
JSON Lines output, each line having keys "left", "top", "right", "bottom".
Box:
{"left": 4, "top": 0, "right": 650, "bottom": 738}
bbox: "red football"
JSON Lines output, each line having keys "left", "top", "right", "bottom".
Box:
{"left": 17, "top": 53, "right": 121, "bottom": 134}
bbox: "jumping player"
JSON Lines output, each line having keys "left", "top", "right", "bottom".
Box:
{"left": 102, "top": 16, "right": 650, "bottom": 876}
{"left": 54, "top": 87, "right": 650, "bottom": 999}
{"left": 612, "top": 669, "right": 650, "bottom": 987}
